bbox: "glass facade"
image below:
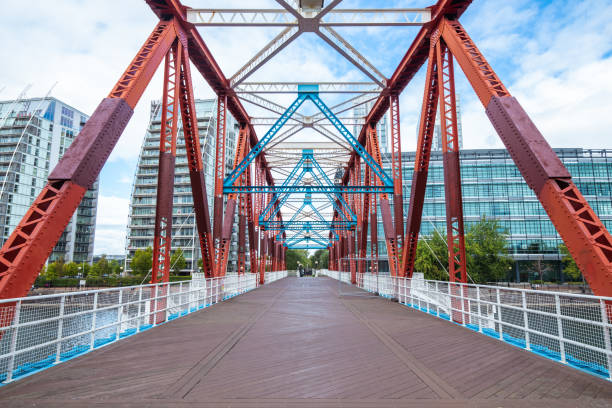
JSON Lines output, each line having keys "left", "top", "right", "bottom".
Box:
{"left": 0, "top": 97, "right": 98, "bottom": 264}
{"left": 126, "top": 99, "right": 241, "bottom": 273}
{"left": 369, "top": 148, "right": 612, "bottom": 281}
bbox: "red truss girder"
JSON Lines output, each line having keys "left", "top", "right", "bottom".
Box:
{"left": 213, "top": 95, "right": 227, "bottom": 252}
{"left": 215, "top": 125, "right": 249, "bottom": 277}
{"left": 436, "top": 38, "right": 467, "bottom": 283}
{"left": 177, "top": 42, "right": 216, "bottom": 278}
{"left": 152, "top": 41, "right": 182, "bottom": 284}
{"left": 401, "top": 46, "right": 439, "bottom": 278}
{"left": 438, "top": 18, "right": 612, "bottom": 295}
{"left": 0, "top": 19, "right": 178, "bottom": 299}
{"left": 389, "top": 94, "right": 404, "bottom": 251}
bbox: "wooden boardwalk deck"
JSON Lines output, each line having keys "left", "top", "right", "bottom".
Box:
{"left": 1, "top": 277, "right": 612, "bottom": 407}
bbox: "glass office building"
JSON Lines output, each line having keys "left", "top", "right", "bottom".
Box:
{"left": 370, "top": 148, "right": 612, "bottom": 282}
{"left": 0, "top": 97, "right": 98, "bottom": 264}
{"left": 125, "top": 99, "right": 240, "bottom": 273}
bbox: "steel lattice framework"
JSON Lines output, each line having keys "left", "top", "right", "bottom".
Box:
{"left": 0, "top": 0, "right": 611, "bottom": 308}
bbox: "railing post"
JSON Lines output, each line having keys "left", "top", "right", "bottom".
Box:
{"left": 447, "top": 282, "right": 451, "bottom": 318}
{"left": 496, "top": 288, "right": 503, "bottom": 340}
{"left": 5, "top": 299, "right": 22, "bottom": 383}
{"left": 555, "top": 294, "right": 566, "bottom": 364}
{"left": 522, "top": 291, "right": 530, "bottom": 350}
{"left": 90, "top": 292, "right": 99, "bottom": 350}
{"left": 435, "top": 281, "right": 440, "bottom": 316}
{"left": 54, "top": 295, "right": 66, "bottom": 364}
{"left": 179, "top": 281, "right": 184, "bottom": 310}
{"left": 460, "top": 283, "right": 466, "bottom": 326}
{"left": 599, "top": 299, "right": 612, "bottom": 380}
{"left": 116, "top": 289, "right": 123, "bottom": 340}
{"left": 137, "top": 285, "right": 143, "bottom": 331}
{"left": 476, "top": 286, "right": 483, "bottom": 333}
{"left": 165, "top": 282, "right": 171, "bottom": 321}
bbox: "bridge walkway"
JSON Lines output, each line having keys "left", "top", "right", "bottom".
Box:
{"left": 1, "top": 277, "right": 611, "bottom": 407}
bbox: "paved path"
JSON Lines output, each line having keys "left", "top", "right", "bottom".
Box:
{"left": 1, "top": 277, "right": 611, "bottom": 407}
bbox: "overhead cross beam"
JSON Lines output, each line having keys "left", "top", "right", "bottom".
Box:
{"left": 224, "top": 85, "right": 393, "bottom": 192}
{"left": 236, "top": 82, "right": 381, "bottom": 94}
{"left": 187, "top": 8, "right": 431, "bottom": 27}
{"left": 227, "top": 0, "right": 393, "bottom": 87}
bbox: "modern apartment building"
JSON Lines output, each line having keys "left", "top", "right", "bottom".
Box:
{"left": 368, "top": 148, "right": 612, "bottom": 282}
{"left": 0, "top": 97, "right": 98, "bottom": 264}
{"left": 353, "top": 101, "right": 388, "bottom": 154}
{"left": 125, "top": 99, "right": 240, "bottom": 274}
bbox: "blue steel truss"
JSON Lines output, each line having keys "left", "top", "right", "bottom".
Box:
{"left": 227, "top": 185, "right": 391, "bottom": 194}
{"left": 224, "top": 84, "right": 392, "bottom": 190}
{"left": 259, "top": 150, "right": 356, "bottom": 225}
{"left": 283, "top": 236, "right": 330, "bottom": 249}
{"left": 264, "top": 221, "right": 354, "bottom": 230}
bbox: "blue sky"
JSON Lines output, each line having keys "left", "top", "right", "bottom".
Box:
{"left": 1, "top": 0, "right": 611, "bottom": 255}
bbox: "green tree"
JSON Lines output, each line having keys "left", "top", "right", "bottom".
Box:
{"left": 54, "top": 257, "right": 65, "bottom": 277}
{"left": 286, "top": 249, "right": 310, "bottom": 270}
{"left": 465, "top": 217, "right": 513, "bottom": 283}
{"left": 63, "top": 262, "right": 80, "bottom": 278}
{"left": 413, "top": 217, "right": 512, "bottom": 283}
{"left": 131, "top": 247, "right": 153, "bottom": 277}
{"left": 108, "top": 260, "right": 122, "bottom": 277}
{"left": 43, "top": 262, "right": 59, "bottom": 280}
{"left": 90, "top": 256, "right": 111, "bottom": 278}
{"left": 197, "top": 259, "right": 203, "bottom": 272}
{"left": 559, "top": 243, "right": 581, "bottom": 281}
{"left": 309, "top": 249, "right": 329, "bottom": 269}
{"left": 414, "top": 232, "right": 448, "bottom": 281}
{"left": 170, "top": 249, "right": 187, "bottom": 275}
{"left": 80, "top": 262, "right": 91, "bottom": 277}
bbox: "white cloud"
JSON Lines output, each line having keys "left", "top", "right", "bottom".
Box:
{"left": 93, "top": 195, "right": 130, "bottom": 255}
{"left": 3, "top": 0, "right": 612, "bottom": 255}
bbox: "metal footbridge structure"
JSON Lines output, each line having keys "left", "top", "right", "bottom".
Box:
{"left": 1, "top": 0, "right": 612, "bottom": 405}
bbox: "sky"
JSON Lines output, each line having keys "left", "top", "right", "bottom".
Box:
{"left": 0, "top": 0, "right": 611, "bottom": 255}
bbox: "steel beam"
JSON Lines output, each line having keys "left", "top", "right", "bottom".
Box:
{"left": 401, "top": 45, "right": 438, "bottom": 278}
{"left": 436, "top": 38, "right": 467, "bottom": 284}
{"left": 178, "top": 44, "right": 216, "bottom": 278}
{"left": 152, "top": 41, "right": 182, "bottom": 284}
{"left": 0, "top": 19, "right": 176, "bottom": 300}
{"left": 236, "top": 82, "right": 381, "bottom": 94}
{"left": 186, "top": 8, "right": 431, "bottom": 27}
{"left": 441, "top": 17, "right": 612, "bottom": 296}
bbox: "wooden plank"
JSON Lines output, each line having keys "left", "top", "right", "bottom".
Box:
{"left": 1, "top": 277, "right": 611, "bottom": 407}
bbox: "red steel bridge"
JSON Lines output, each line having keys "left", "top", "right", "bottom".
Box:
{"left": 1, "top": 0, "right": 612, "bottom": 405}
{"left": 1, "top": 0, "right": 612, "bottom": 299}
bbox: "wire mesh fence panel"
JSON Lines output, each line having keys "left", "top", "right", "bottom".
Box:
{"left": 0, "top": 271, "right": 288, "bottom": 385}
{"left": 321, "top": 270, "right": 612, "bottom": 381}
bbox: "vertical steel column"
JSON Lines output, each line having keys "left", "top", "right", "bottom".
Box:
{"left": 389, "top": 94, "right": 405, "bottom": 252}
{"left": 367, "top": 135, "right": 379, "bottom": 275}
{"left": 436, "top": 39, "right": 467, "bottom": 284}
{"left": 367, "top": 126, "right": 394, "bottom": 275}
{"left": 246, "top": 164, "right": 258, "bottom": 275}
{"left": 237, "top": 187, "right": 247, "bottom": 275}
{"left": 213, "top": 95, "right": 227, "bottom": 256}
{"left": 401, "top": 44, "right": 439, "bottom": 278}
{"left": 348, "top": 166, "right": 357, "bottom": 283}
{"left": 359, "top": 157, "right": 370, "bottom": 276}
{"left": 216, "top": 125, "right": 249, "bottom": 277}
{"left": 152, "top": 41, "right": 181, "bottom": 284}
{"left": 177, "top": 45, "right": 216, "bottom": 278}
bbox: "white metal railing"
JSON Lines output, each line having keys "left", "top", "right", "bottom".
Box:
{"left": 0, "top": 273, "right": 263, "bottom": 385}
{"left": 264, "top": 270, "right": 288, "bottom": 284}
{"left": 320, "top": 270, "right": 612, "bottom": 381}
